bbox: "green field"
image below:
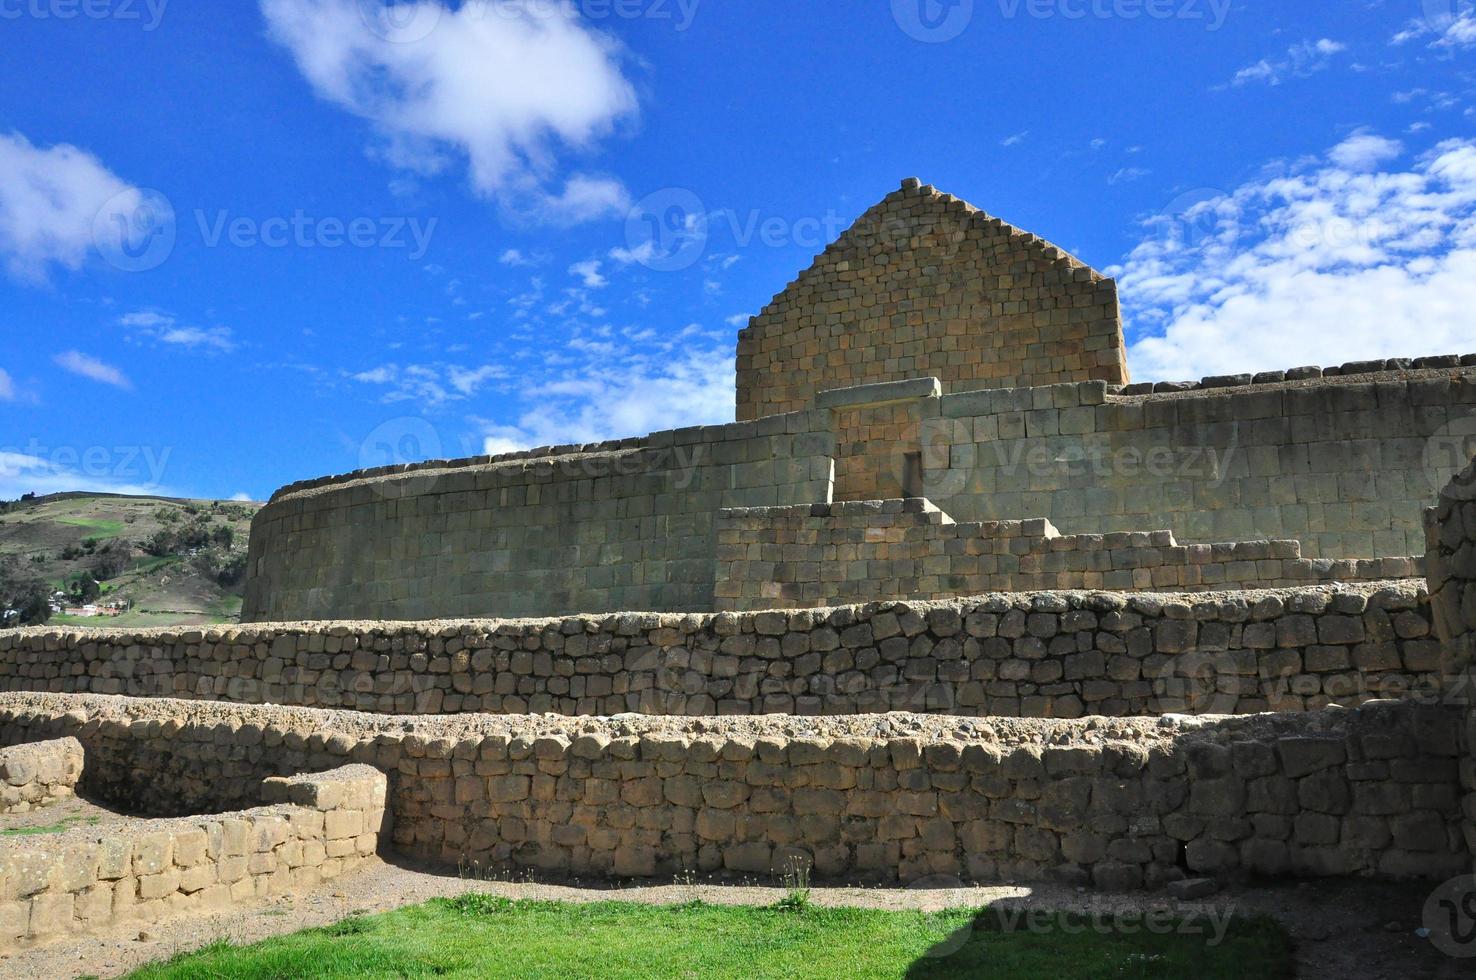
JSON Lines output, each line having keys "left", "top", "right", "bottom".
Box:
{"left": 55, "top": 517, "right": 125, "bottom": 539}
{"left": 123, "top": 896, "right": 1293, "bottom": 980}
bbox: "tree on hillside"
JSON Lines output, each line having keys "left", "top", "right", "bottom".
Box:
{"left": 90, "top": 540, "right": 131, "bottom": 580}
{"left": 0, "top": 557, "right": 52, "bottom": 625}
{"left": 70, "top": 574, "right": 101, "bottom": 604}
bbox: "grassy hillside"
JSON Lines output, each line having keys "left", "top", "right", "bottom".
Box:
{"left": 0, "top": 493, "right": 261, "bottom": 628}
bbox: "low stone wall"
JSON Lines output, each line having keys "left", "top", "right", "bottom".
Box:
{"left": 0, "top": 737, "right": 82, "bottom": 814}
{"left": 0, "top": 693, "right": 1464, "bottom": 889}
{"left": 0, "top": 764, "right": 384, "bottom": 947}
{"left": 0, "top": 583, "right": 1440, "bottom": 719}
{"left": 1426, "top": 454, "right": 1476, "bottom": 871}
{"left": 715, "top": 499, "right": 1419, "bottom": 611}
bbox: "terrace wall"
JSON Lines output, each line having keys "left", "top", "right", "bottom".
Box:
{"left": 714, "top": 499, "right": 1419, "bottom": 611}
{"left": 0, "top": 764, "right": 384, "bottom": 947}
{"left": 0, "top": 584, "right": 1442, "bottom": 719}
{"left": 0, "top": 694, "right": 1463, "bottom": 890}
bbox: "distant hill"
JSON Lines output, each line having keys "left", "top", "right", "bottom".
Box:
{"left": 0, "top": 493, "right": 261, "bottom": 628}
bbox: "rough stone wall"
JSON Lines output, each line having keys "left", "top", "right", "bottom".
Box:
{"left": 1, "top": 584, "right": 1440, "bottom": 719}
{"left": 926, "top": 369, "right": 1476, "bottom": 559}
{"left": 0, "top": 764, "right": 384, "bottom": 947}
{"left": 1425, "top": 454, "right": 1476, "bottom": 870}
{"left": 0, "top": 737, "right": 82, "bottom": 814}
{"left": 735, "top": 179, "right": 1128, "bottom": 422}
{"left": 0, "top": 694, "right": 1463, "bottom": 888}
{"left": 715, "top": 499, "right": 1420, "bottom": 611}
{"left": 242, "top": 419, "right": 836, "bottom": 622}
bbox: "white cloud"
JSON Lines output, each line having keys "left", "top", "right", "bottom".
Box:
{"left": 478, "top": 345, "right": 735, "bottom": 451}
{"left": 517, "top": 174, "right": 630, "bottom": 226}
{"left": 1114, "top": 133, "right": 1476, "bottom": 381}
{"left": 1393, "top": 10, "right": 1476, "bottom": 48}
{"left": 569, "top": 258, "right": 607, "bottom": 288}
{"left": 1230, "top": 38, "right": 1346, "bottom": 87}
{"left": 259, "top": 0, "right": 638, "bottom": 222}
{"left": 608, "top": 239, "right": 657, "bottom": 265}
{"left": 119, "top": 310, "right": 236, "bottom": 353}
{"left": 0, "top": 131, "right": 139, "bottom": 283}
{"left": 1108, "top": 167, "right": 1151, "bottom": 185}
{"left": 352, "top": 361, "right": 507, "bottom": 404}
{"left": 1000, "top": 132, "right": 1027, "bottom": 147}
{"left": 725, "top": 314, "right": 751, "bottom": 327}
{"left": 54, "top": 350, "right": 132, "bottom": 390}
{"left": 446, "top": 364, "right": 507, "bottom": 396}
{"left": 0, "top": 368, "right": 14, "bottom": 402}
{"left": 1328, "top": 133, "right": 1403, "bottom": 171}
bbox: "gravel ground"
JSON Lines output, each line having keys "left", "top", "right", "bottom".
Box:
{"left": 0, "top": 794, "right": 138, "bottom": 838}
{"left": 0, "top": 857, "right": 1466, "bottom": 980}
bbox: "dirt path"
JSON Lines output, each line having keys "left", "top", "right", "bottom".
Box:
{"left": 0, "top": 858, "right": 1464, "bottom": 979}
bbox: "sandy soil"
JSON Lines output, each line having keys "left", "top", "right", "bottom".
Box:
{"left": 0, "top": 794, "right": 144, "bottom": 837}
{"left": 0, "top": 857, "right": 1466, "bottom": 980}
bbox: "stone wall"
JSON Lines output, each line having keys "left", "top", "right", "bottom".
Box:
{"left": 0, "top": 584, "right": 1440, "bottom": 719}
{"left": 734, "top": 179, "right": 1128, "bottom": 422}
{"left": 925, "top": 368, "right": 1476, "bottom": 559}
{"left": 0, "top": 737, "right": 82, "bottom": 814}
{"left": 0, "top": 694, "right": 1464, "bottom": 889}
{"left": 240, "top": 360, "right": 1476, "bottom": 623}
{"left": 0, "top": 764, "right": 384, "bottom": 947}
{"left": 242, "top": 420, "right": 836, "bottom": 622}
{"left": 1425, "top": 453, "right": 1476, "bottom": 871}
{"left": 714, "top": 499, "right": 1419, "bottom": 611}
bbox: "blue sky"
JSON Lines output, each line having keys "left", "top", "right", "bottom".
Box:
{"left": 1, "top": 0, "right": 1474, "bottom": 501}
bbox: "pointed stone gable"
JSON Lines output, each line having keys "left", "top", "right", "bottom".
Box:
{"left": 735, "top": 178, "right": 1129, "bottom": 421}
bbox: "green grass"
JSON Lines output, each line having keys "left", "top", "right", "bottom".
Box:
{"left": 124, "top": 896, "right": 1293, "bottom": 980}
{"left": 0, "top": 815, "right": 100, "bottom": 837}
{"left": 56, "top": 517, "right": 125, "bottom": 538}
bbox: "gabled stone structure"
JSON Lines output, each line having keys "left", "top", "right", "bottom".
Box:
{"left": 735, "top": 178, "right": 1128, "bottom": 422}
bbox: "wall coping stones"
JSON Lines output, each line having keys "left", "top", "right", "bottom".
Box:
{"left": 1112, "top": 360, "right": 1476, "bottom": 398}
{"left": 1, "top": 581, "right": 1432, "bottom": 648}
